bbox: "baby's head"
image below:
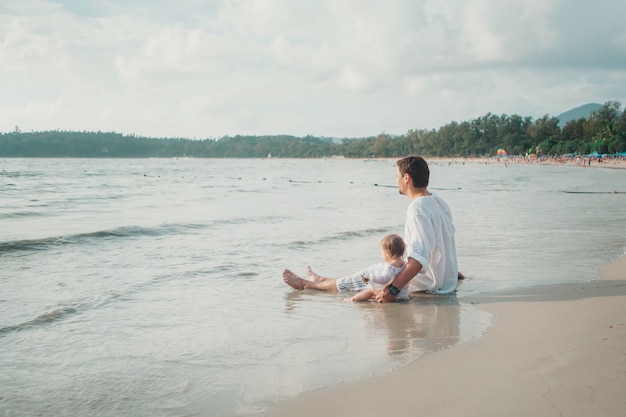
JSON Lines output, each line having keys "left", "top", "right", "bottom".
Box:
{"left": 380, "top": 234, "right": 405, "bottom": 259}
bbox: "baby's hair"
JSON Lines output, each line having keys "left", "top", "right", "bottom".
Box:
{"left": 381, "top": 234, "right": 405, "bottom": 258}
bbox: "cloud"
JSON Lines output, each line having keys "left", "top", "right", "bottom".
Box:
{"left": 1, "top": 0, "right": 625, "bottom": 138}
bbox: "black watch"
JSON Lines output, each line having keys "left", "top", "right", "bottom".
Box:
{"left": 388, "top": 284, "right": 400, "bottom": 296}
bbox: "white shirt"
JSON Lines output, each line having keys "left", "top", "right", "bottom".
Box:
{"left": 404, "top": 193, "right": 458, "bottom": 294}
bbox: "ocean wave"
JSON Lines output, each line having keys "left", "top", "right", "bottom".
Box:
{"left": 0, "top": 223, "right": 206, "bottom": 254}
{"left": 0, "top": 170, "right": 41, "bottom": 178}
{"left": 0, "top": 216, "right": 285, "bottom": 254}
{"left": 0, "top": 307, "right": 78, "bottom": 335}
{"left": 0, "top": 211, "right": 49, "bottom": 219}
{"left": 290, "top": 226, "right": 395, "bottom": 247}
{"left": 0, "top": 292, "right": 121, "bottom": 336}
{"left": 560, "top": 190, "right": 623, "bottom": 194}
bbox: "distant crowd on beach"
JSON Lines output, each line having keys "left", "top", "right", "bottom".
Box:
{"left": 499, "top": 154, "right": 626, "bottom": 168}
{"left": 430, "top": 154, "right": 626, "bottom": 169}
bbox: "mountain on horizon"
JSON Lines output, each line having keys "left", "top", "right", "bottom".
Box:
{"left": 557, "top": 103, "right": 603, "bottom": 127}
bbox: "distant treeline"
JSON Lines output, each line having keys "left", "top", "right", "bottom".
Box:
{"left": 2, "top": 101, "right": 625, "bottom": 158}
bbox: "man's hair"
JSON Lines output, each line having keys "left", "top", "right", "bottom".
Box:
{"left": 396, "top": 156, "right": 429, "bottom": 187}
{"left": 381, "top": 234, "right": 406, "bottom": 258}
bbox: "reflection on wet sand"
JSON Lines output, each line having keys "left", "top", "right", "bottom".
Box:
{"left": 355, "top": 294, "right": 464, "bottom": 357}
{"left": 284, "top": 287, "right": 488, "bottom": 361}
{"left": 278, "top": 288, "right": 492, "bottom": 410}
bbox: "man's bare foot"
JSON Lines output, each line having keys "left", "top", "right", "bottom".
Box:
{"left": 306, "top": 266, "right": 323, "bottom": 281}
{"left": 283, "top": 269, "right": 309, "bottom": 290}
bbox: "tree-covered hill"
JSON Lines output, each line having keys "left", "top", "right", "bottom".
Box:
{"left": 557, "top": 103, "right": 603, "bottom": 127}
{"left": 2, "top": 101, "right": 625, "bottom": 158}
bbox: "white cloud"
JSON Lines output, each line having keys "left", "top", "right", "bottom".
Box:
{"left": 1, "top": 0, "right": 625, "bottom": 138}
{"left": 461, "top": 0, "right": 506, "bottom": 62}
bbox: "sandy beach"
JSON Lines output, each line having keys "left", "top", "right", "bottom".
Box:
{"left": 269, "top": 255, "right": 626, "bottom": 417}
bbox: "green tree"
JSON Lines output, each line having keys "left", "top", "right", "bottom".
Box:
{"left": 528, "top": 115, "right": 560, "bottom": 155}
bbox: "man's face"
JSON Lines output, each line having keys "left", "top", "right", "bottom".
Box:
{"left": 395, "top": 167, "right": 405, "bottom": 195}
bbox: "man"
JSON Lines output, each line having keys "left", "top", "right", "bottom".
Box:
{"left": 376, "top": 156, "right": 460, "bottom": 302}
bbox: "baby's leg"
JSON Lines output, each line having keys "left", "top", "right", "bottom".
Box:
{"left": 307, "top": 266, "right": 332, "bottom": 282}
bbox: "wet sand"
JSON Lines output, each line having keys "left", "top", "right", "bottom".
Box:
{"left": 268, "top": 255, "right": 626, "bottom": 417}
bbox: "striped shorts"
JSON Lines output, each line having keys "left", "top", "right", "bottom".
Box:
{"left": 336, "top": 272, "right": 368, "bottom": 292}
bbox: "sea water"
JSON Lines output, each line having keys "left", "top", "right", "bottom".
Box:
{"left": 1, "top": 158, "right": 625, "bottom": 416}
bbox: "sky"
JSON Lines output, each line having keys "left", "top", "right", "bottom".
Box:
{"left": 1, "top": 0, "right": 626, "bottom": 139}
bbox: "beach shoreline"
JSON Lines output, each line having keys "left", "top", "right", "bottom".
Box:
{"left": 268, "top": 255, "right": 626, "bottom": 417}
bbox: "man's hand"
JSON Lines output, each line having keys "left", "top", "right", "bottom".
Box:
{"left": 377, "top": 258, "right": 422, "bottom": 303}
{"left": 375, "top": 285, "right": 396, "bottom": 303}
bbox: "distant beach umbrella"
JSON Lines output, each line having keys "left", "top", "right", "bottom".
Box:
{"left": 496, "top": 149, "right": 507, "bottom": 157}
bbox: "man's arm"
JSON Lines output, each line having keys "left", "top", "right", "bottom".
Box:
{"left": 376, "top": 257, "right": 423, "bottom": 303}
